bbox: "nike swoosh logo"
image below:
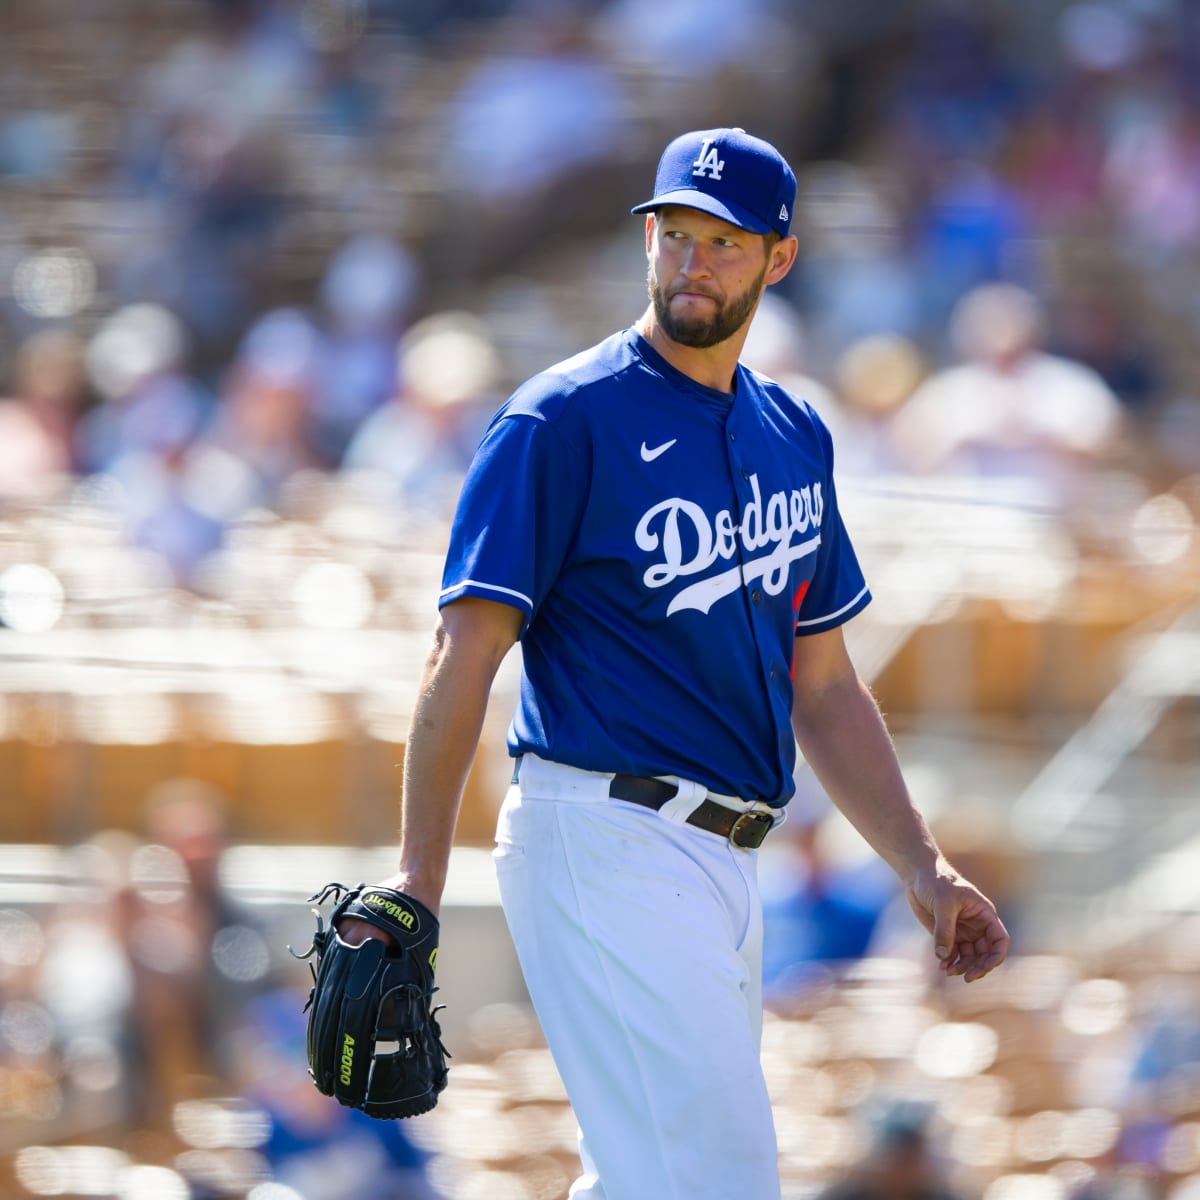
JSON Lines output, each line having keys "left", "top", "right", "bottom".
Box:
{"left": 640, "top": 439, "right": 677, "bottom": 462}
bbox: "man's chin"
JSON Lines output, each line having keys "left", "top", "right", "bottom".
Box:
{"left": 651, "top": 287, "right": 737, "bottom": 348}
{"left": 666, "top": 319, "right": 714, "bottom": 346}
{"left": 664, "top": 316, "right": 735, "bottom": 349}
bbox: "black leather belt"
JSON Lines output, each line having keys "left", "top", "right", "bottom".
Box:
{"left": 608, "top": 773, "right": 774, "bottom": 850}
{"left": 510, "top": 757, "right": 775, "bottom": 849}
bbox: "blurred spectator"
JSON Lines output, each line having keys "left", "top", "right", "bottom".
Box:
{"left": 298, "top": 10, "right": 389, "bottom": 142}
{"left": 867, "top": 2, "right": 1032, "bottom": 333}
{"left": 791, "top": 161, "right": 925, "bottom": 367}
{"left": 138, "top": 0, "right": 307, "bottom": 134}
{"left": 75, "top": 303, "right": 206, "bottom": 475}
{"left": 817, "top": 1100, "right": 969, "bottom": 1200}
{"left": 0, "top": 328, "right": 89, "bottom": 500}
{"left": 203, "top": 307, "right": 324, "bottom": 502}
{"left": 28, "top": 803, "right": 272, "bottom": 1140}
{"left": 889, "top": 282, "right": 1125, "bottom": 511}
{"left": 910, "top": 160, "right": 1033, "bottom": 335}
{"left": 1004, "top": 97, "right": 1106, "bottom": 229}
{"left": 342, "top": 309, "right": 503, "bottom": 516}
{"left": 112, "top": 0, "right": 304, "bottom": 346}
{"left": 1104, "top": 96, "right": 1200, "bottom": 265}
{"left": 33, "top": 831, "right": 141, "bottom": 1133}
{"left": 761, "top": 768, "right": 899, "bottom": 1004}
{"left": 439, "top": 15, "right": 621, "bottom": 199}
{"left": 235, "top": 987, "right": 443, "bottom": 1199}
{"left": 1126, "top": 979, "right": 1200, "bottom": 1116}
{"left": 72, "top": 303, "right": 234, "bottom": 583}
{"left": 886, "top": 6, "right": 1028, "bottom": 166}
{"left": 121, "top": 778, "right": 271, "bottom": 1125}
{"left": 1050, "top": 294, "right": 1162, "bottom": 419}
{"left": 830, "top": 333, "right": 928, "bottom": 478}
{"left": 0, "top": 81, "right": 75, "bottom": 183}
{"left": 595, "top": 0, "right": 778, "bottom": 76}
{"left": 436, "top": 12, "right": 627, "bottom": 277}
{"left": 312, "top": 234, "right": 421, "bottom": 465}
{"left": 761, "top": 820, "right": 898, "bottom": 1003}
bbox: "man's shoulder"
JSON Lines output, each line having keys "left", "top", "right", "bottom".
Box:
{"left": 503, "top": 329, "right": 640, "bottom": 423}
{"left": 741, "top": 364, "right": 836, "bottom": 439}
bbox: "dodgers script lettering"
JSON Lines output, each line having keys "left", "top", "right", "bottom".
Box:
{"left": 635, "top": 474, "right": 824, "bottom": 615}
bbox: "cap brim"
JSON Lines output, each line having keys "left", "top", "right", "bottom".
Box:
{"left": 631, "top": 190, "right": 773, "bottom": 235}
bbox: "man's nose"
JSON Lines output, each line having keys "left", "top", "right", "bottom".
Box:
{"left": 679, "top": 243, "right": 713, "bottom": 277}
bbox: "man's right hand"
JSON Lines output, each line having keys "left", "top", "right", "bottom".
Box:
{"left": 335, "top": 873, "right": 440, "bottom": 946}
{"left": 337, "top": 916, "right": 393, "bottom": 947}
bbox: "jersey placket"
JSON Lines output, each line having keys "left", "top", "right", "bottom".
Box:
{"left": 722, "top": 405, "right": 797, "bottom": 802}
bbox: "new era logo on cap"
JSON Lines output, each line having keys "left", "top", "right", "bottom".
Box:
{"left": 632, "top": 127, "right": 797, "bottom": 239}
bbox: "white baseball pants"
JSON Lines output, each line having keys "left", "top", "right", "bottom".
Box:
{"left": 493, "top": 754, "right": 781, "bottom": 1200}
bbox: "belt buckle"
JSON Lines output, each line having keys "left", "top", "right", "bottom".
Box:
{"left": 728, "top": 810, "right": 773, "bottom": 849}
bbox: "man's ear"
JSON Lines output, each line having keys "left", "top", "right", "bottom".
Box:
{"left": 644, "top": 213, "right": 657, "bottom": 254}
{"left": 766, "top": 235, "right": 799, "bottom": 286}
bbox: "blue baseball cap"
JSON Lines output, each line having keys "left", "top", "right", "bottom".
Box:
{"left": 631, "top": 127, "right": 797, "bottom": 238}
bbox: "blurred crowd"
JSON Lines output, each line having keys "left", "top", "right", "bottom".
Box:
{"left": 0, "top": 775, "right": 443, "bottom": 1198}
{"left": 5, "top": 777, "right": 1200, "bottom": 1200}
{"left": 2, "top": 0, "right": 1200, "bottom": 596}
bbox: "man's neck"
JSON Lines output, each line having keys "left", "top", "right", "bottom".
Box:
{"left": 635, "top": 308, "right": 746, "bottom": 394}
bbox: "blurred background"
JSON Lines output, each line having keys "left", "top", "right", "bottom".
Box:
{"left": 2, "top": 0, "right": 1200, "bottom": 1197}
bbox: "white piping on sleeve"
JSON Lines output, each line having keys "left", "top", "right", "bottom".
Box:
{"left": 794, "top": 584, "right": 870, "bottom": 629}
{"left": 439, "top": 579, "right": 534, "bottom": 610}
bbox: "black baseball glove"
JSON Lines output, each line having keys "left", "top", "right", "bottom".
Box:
{"left": 293, "top": 882, "right": 449, "bottom": 1119}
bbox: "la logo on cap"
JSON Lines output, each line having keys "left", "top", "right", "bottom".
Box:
{"left": 631, "top": 126, "right": 796, "bottom": 238}
{"left": 692, "top": 138, "right": 724, "bottom": 181}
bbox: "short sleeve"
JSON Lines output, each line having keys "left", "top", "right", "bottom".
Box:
{"left": 793, "top": 453, "right": 871, "bottom": 636}
{"left": 439, "top": 411, "right": 588, "bottom": 633}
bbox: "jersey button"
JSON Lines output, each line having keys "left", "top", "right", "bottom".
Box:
{"left": 751, "top": 589, "right": 762, "bottom": 604}
{"left": 728, "top": 431, "right": 736, "bottom": 442}
{"left": 741, "top": 469, "right": 750, "bottom": 481}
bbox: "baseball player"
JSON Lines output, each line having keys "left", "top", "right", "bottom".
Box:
{"left": 344, "top": 127, "right": 1009, "bottom": 1198}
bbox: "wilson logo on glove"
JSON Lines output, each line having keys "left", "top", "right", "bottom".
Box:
{"left": 362, "top": 892, "right": 418, "bottom": 930}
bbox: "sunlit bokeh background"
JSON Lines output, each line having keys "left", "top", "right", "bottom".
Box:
{"left": 3, "top": 1, "right": 1200, "bottom": 1198}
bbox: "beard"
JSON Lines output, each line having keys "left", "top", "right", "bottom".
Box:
{"left": 648, "top": 260, "right": 768, "bottom": 349}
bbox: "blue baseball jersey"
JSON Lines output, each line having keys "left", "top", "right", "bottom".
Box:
{"left": 439, "top": 328, "right": 871, "bottom": 806}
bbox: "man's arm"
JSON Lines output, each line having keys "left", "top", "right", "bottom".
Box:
{"left": 393, "top": 596, "right": 523, "bottom": 912}
{"left": 341, "top": 596, "right": 522, "bottom": 943}
{"left": 790, "top": 626, "right": 1009, "bottom": 982}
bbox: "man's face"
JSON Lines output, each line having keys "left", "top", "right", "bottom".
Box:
{"left": 646, "top": 207, "right": 772, "bottom": 349}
